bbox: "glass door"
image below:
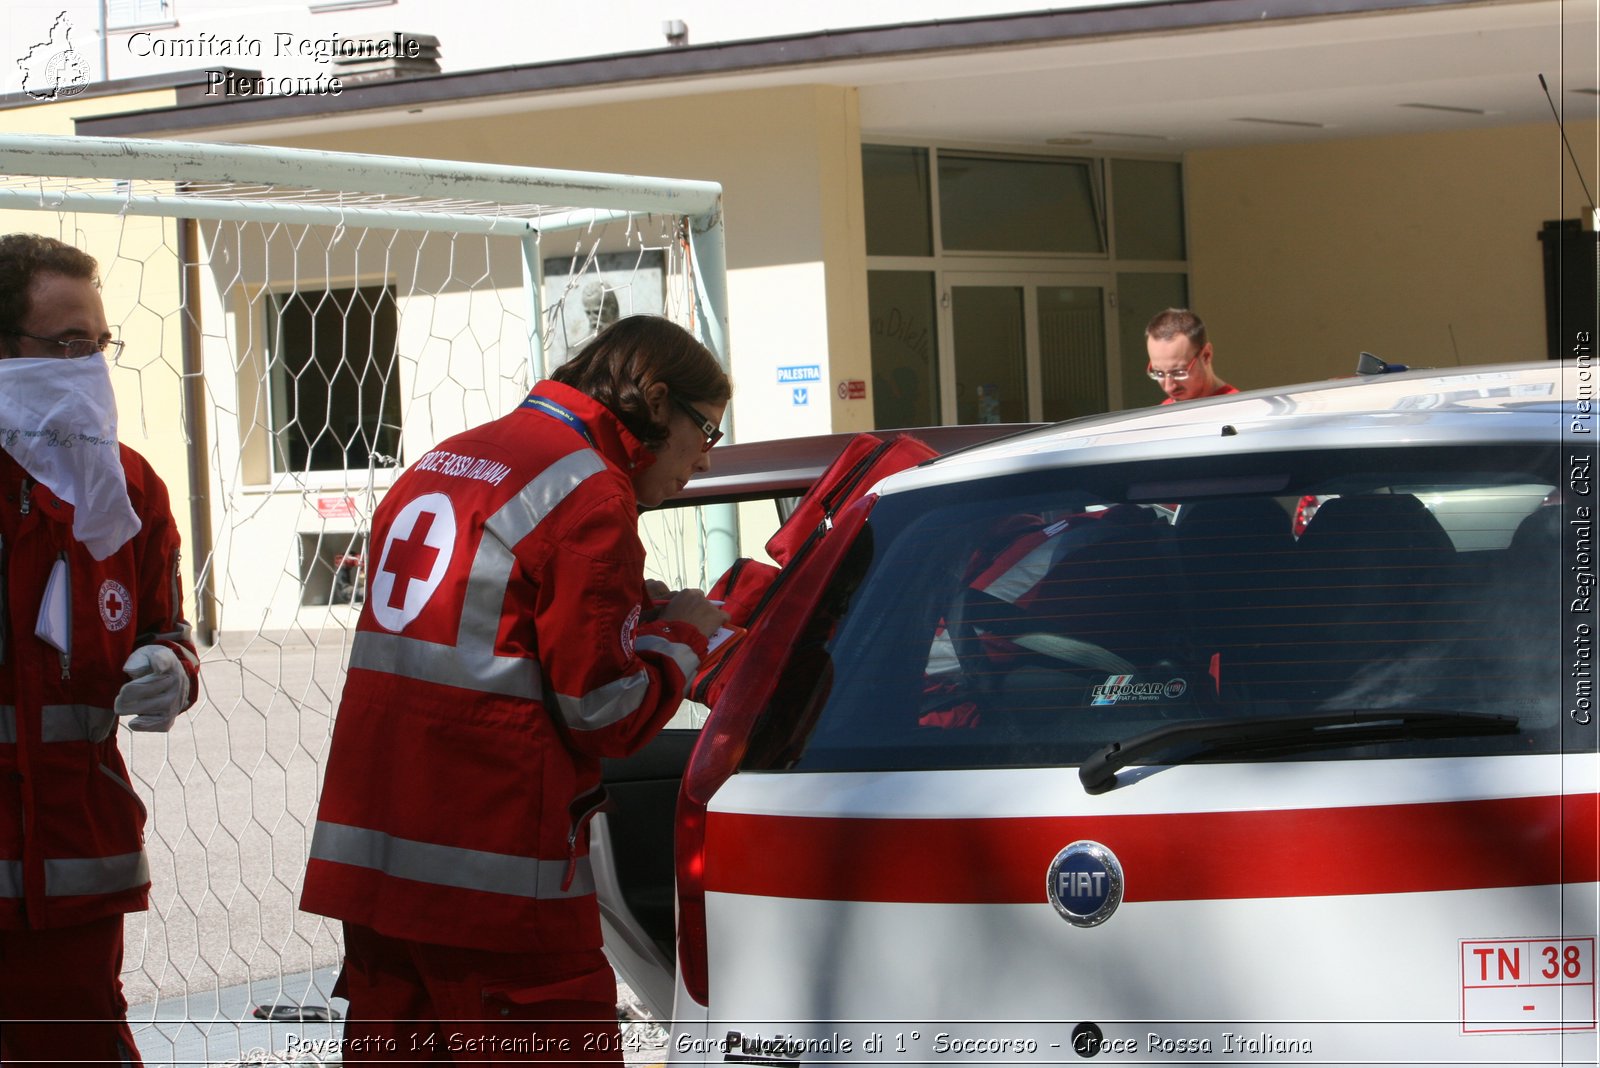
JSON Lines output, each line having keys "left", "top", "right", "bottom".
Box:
{"left": 941, "top": 273, "right": 1117, "bottom": 425}
{"left": 949, "top": 284, "right": 1028, "bottom": 424}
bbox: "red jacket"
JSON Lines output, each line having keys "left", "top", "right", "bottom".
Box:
{"left": 0, "top": 446, "right": 199, "bottom": 930}
{"left": 301, "top": 382, "right": 708, "bottom": 953}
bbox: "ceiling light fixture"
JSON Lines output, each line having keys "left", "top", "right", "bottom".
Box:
{"left": 1232, "top": 117, "right": 1328, "bottom": 128}
{"left": 1399, "top": 102, "right": 1489, "bottom": 115}
{"left": 1075, "top": 130, "right": 1171, "bottom": 141}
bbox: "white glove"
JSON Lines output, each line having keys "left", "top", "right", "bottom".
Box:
{"left": 114, "top": 645, "right": 188, "bottom": 732}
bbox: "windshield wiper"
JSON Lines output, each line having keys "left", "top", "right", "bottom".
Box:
{"left": 1078, "top": 709, "right": 1519, "bottom": 795}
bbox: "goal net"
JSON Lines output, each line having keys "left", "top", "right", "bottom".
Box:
{"left": 0, "top": 133, "right": 729, "bottom": 1065}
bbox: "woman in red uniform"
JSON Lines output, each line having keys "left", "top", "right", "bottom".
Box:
{"left": 303, "top": 315, "right": 730, "bottom": 1061}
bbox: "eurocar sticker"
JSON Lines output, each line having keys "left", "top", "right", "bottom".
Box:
{"left": 1090, "top": 673, "right": 1188, "bottom": 705}
{"left": 1461, "top": 938, "right": 1596, "bottom": 1034}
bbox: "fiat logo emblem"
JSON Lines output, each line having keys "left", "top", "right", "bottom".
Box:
{"left": 1046, "top": 841, "right": 1124, "bottom": 927}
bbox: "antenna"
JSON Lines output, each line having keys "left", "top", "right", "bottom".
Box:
{"left": 1538, "top": 73, "right": 1598, "bottom": 218}
{"left": 1357, "top": 352, "right": 1409, "bottom": 375}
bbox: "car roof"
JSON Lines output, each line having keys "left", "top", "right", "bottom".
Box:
{"left": 884, "top": 361, "right": 1573, "bottom": 497}
{"left": 667, "top": 422, "right": 1045, "bottom": 506}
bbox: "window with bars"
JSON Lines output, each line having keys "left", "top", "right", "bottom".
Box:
{"left": 265, "top": 285, "right": 403, "bottom": 475}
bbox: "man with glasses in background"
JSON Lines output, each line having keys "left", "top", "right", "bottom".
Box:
{"left": 1145, "top": 307, "right": 1237, "bottom": 404}
{"left": 0, "top": 233, "right": 200, "bottom": 1066}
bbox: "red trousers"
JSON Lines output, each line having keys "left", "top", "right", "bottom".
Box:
{"left": 337, "top": 923, "right": 624, "bottom": 1065}
{"left": 0, "top": 914, "right": 142, "bottom": 1066}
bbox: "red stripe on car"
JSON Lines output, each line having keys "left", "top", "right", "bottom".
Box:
{"left": 704, "top": 794, "right": 1598, "bottom": 903}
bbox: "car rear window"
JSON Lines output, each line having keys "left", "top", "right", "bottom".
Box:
{"left": 742, "top": 444, "right": 1569, "bottom": 772}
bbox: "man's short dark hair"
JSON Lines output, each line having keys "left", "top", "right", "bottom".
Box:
{"left": 1145, "top": 307, "right": 1207, "bottom": 349}
{"left": 0, "top": 234, "right": 99, "bottom": 340}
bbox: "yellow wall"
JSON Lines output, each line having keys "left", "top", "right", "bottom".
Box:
{"left": 271, "top": 84, "right": 873, "bottom": 441}
{"left": 0, "top": 90, "right": 175, "bottom": 134}
{"left": 817, "top": 88, "right": 873, "bottom": 432}
{"left": 1186, "top": 120, "right": 1599, "bottom": 391}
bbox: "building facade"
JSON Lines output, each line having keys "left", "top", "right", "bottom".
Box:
{"left": 1, "top": 0, "right": 1594, "bottom": 627}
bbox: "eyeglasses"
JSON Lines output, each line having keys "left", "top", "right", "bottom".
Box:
{"left": 11, "top": 331, "right": 124, "bottom": 359}
{"left": 671, "top": 394, "right": 724, "bottom": 452}
{"left": 1146, "top": 351, "right": 1202, "bottom": 382}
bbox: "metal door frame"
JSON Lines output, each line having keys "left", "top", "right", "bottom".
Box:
{"left": 938, "top": 270, "right": 1121, "bottom": 423}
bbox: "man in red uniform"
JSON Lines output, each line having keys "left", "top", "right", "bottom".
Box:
{"left": 303, "top": 315, "right": 729, "bottom": 1060}
{"left": 1145, "top": 307, "right": 1239, "bottom": 404}
{"left": 0, "top": 234, "right": 201, "bottom": 1064}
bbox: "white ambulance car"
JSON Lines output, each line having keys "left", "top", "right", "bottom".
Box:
{"left": 597, "top": 361, "right": 1597, "bottom": 1066}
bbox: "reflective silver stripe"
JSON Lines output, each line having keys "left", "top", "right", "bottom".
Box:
{"left": 349, "top": 450, "right": 609, "bottom": 700}
{"left": 0, "top": 704, "right": 118, "bottom": 743}
{"left": 41, "top": 703, "right": 116, "bottom": 743}
{"left": 4, "top": 855, "right": 151, "bottom": 897}
{"left": 555, "top": 633, "right": 701, "bottom": 731}
{"left": 637, "top": 634, "right": 701, "bottom": 693}
{"left": 554, "top": 670, "right": 649, "bottom": 731}
{"left": 309, "top": 821, "right": 594, "bottom": 899}
{"left": 349, "top": 632, "right": 543, "bottom": 699}
{"left": 44, "top": 852, "right": 149, "bottom": 897}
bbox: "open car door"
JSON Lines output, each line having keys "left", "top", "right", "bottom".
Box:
{"left": 594, "top": 424, "right": 1041, "bottom": 1021}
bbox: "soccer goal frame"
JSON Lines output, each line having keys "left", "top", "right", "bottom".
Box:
{"left": 0, "top": 132, "right": 729, "bottom": 373}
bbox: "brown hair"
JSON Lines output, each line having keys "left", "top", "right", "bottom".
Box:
{"left": 550, "top": 315, "right": 730, "bottom": 448}
{"left": 1145, "top": 307, "right": 1207, "bottom": 349}
{"left": 0, "top": 234, "right": 99, "bottom": 350}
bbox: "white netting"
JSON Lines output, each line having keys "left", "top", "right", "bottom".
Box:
{"left": 0, "top": 139, "right": 718, "bottom": 1065}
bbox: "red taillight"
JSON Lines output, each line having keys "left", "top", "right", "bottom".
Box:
{"left": 674, "top": 493, "right": 878, "bottom": 1005}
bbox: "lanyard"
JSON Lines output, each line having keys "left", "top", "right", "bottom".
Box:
{"left": 521, "top": 394, "right": 595, "bottom": 448}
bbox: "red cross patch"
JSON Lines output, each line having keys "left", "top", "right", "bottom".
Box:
{"left": 369, "top": 492, "right": 457, "bottom": 633}
{"left": 99, "top": 579, "right": 132, "bottom": 632}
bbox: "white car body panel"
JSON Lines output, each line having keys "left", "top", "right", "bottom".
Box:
{"left": 691, "top": 757, "right": 1598, "bottom": 1063}
{"left": 882, "top": 365, "right": 1566, "bottom": 497}
{"left": 633, "top": 361, "right": 1596, "bottom": 1065}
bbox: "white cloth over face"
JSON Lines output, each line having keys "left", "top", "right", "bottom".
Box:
{"left": 0, "top": 353, "right": 140, "bottom": 560}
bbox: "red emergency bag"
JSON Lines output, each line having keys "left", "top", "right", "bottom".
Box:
{"left": 689, "top": 432, "right": 938, "bottom": 705}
